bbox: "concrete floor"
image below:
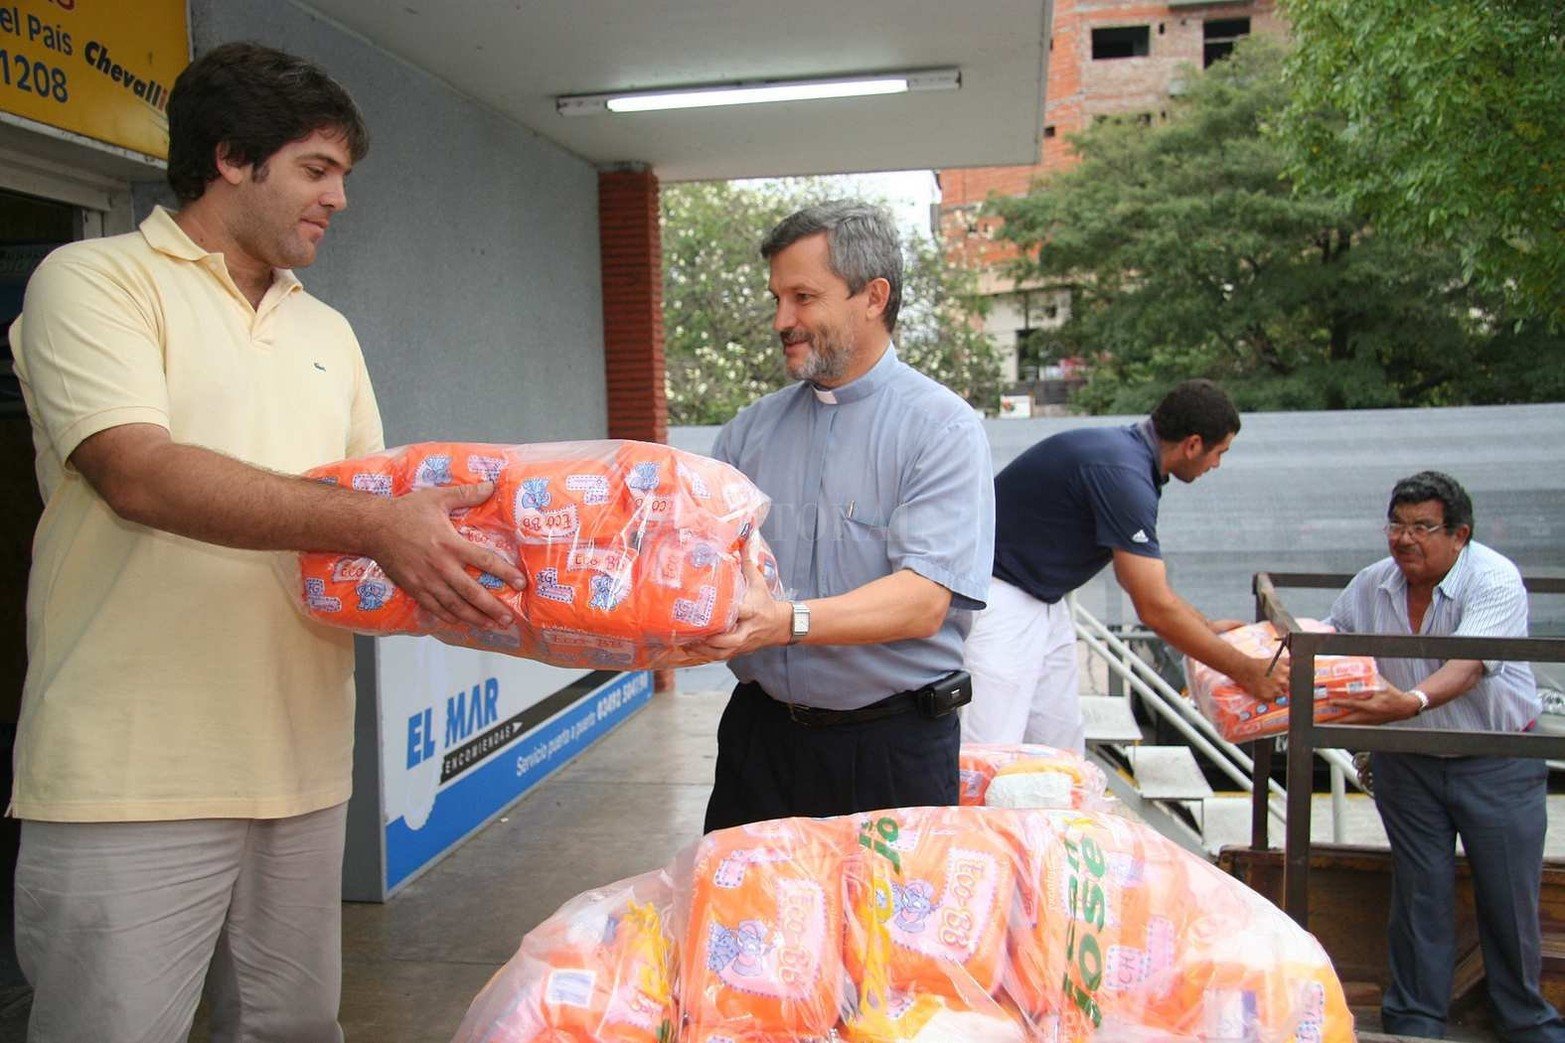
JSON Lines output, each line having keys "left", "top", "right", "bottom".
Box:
{"left": 329, "top": 680, "right": 726, "bottom": 1043}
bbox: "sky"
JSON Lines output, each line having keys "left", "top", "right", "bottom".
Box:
{"left": 732, "top": 168, "right": 941, "bottom": 240}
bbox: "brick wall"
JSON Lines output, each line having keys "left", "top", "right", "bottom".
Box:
{"left": 598, "top": 167, "right": 667, "bottom": 445}
{"left": 939, "top": 0, "right": 1283, "bottom": 272}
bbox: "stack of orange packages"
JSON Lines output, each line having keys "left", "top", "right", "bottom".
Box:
{"left": 452, "top": 805, "right": 1355, "bottom": 1042}
{"left": 293, "top": 440, "right": 779, "bottom": 670}
{"left": 1186, "top": 619, "right": 1382, "bottom": 742}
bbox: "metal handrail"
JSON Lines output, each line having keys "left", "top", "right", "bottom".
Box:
{"left": 1252, "top": 570, "right": 1565, "bottom": 925}
{"left": 1071, "top": 595, "right": 1376, "bottom": 842}
{"left": 1070, "top": 603, "right": 1288, "bottom": 822}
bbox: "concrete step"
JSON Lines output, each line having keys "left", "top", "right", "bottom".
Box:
{"left": 1197, "top": 794, "right": 1258, "bottom": 855}
{"left": 1127, "top": 745, "right": 1214, "bottom": 801}
{"left": 1080, "top": 695, "right": 1142, "bottom": 744}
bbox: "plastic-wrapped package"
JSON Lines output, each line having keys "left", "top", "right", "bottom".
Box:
{"left": 957, "top": 744, "right": 1110, "bottom": 811}
{"left": 451, "top": 870, "right": 679, "bottom": 1043}
{"left": 1186, "top": 619, "right": 1381, "bottom": 742}
{"left": 452, "top": 806, "right": 1354, "bottom": 1043}
{"left": 293, "top": 440, "right": 781, "bottom": 670}
{"left": 683, "top": 818, "right": 852, "bottom": 1041}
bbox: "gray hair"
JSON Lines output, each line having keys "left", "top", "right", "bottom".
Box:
{"left": 760, "top": 200, "right": 903, "bottom": 333}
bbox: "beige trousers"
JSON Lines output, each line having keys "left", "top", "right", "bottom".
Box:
{"left": 15, "top": 802, "right": 347, "bottom": 1043}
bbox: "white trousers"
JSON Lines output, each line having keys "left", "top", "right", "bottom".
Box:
{"left": 961, "top": 577, "right": 1084, "bottom": 753}
{"left": 15, "top": 802, "right": 348, "bottom": 1043}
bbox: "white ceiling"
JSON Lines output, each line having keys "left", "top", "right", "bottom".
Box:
{"left": 300, "top": 0, "right": 1051, "bottom": 182}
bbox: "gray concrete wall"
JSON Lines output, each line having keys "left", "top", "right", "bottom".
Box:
{"left": 171, "top": 0, "right": 607, "bottom": 445}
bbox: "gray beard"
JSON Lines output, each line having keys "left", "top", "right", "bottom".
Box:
{"left": 785, "top": 335, "right": 851, "bottom": 384}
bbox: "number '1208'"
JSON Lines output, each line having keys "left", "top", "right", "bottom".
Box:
{"left": 0, "top": 51, "right": 69, "bottom": 103}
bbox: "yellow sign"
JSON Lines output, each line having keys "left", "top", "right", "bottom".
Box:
{"left": 0, "top": 0, "right": 188, "bottom": 160}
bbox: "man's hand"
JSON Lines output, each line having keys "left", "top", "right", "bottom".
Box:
{"left": 1234, "top": 655, "right": 1291, "bottom": 705}
{"left": 368, "top": 482, "right": 526, "bottom": 629}
{"left": 1333, "top": 680, "right": 1421, "bottom": 725}
{"left": 684, "top": 557, "right": 790, "bottom": 661}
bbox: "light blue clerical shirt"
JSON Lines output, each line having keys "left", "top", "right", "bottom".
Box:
{"left": 712, "top": 345, "right": 995, "bottom": 711}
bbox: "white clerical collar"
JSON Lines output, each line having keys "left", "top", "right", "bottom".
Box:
{"left": 806, "top": 343, "right": 898, "bottom": 406}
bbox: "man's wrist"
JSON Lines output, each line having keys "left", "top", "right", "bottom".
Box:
{"left": 1407, "top": 688, "right": 1431, "bottom": 717}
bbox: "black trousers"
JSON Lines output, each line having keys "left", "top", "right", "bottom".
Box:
{"left": 702, "top": 681, "right": 961, "bottom": 833}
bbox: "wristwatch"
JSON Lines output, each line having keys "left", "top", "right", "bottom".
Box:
{"left": 789, "top": 601, "right": 811, "bottom": 644}
{"left": 1408, "top": 688, "right": 1431, "bottom": 715}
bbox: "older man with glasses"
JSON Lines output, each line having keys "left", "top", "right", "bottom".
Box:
{"left": 1326, "top": 470, "right": 1563, "bottom": 1042}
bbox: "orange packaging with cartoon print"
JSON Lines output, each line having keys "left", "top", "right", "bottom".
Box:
{"left": 293, "top": 440, "right": 778, "bottom": 670}
{"left": 1187, "top": 619, "right": 1380, "bottom": 742}
{"left": 845, "top": 807, "right": 1015, "bottom": 1001}
{"left": 1001, "top": 811, "right": 1191, "bottom": 1033}
{"left": 683, "top": 819, "right": 852, "bottom": 1040}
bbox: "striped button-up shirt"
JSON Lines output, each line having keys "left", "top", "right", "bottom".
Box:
{"left": 1325, "top": 541, "right": 1538, "bottom": 733}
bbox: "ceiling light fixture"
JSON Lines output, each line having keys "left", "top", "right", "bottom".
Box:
{"left": 556, "top": 68, "right": 960, "bottom": 117}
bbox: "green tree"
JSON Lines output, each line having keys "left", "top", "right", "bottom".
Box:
{"left": 1278, "top": 0, "right": 1565, "bottom": 325}
{"left": 662, "top": 178, "right": 999, "bottom": 426}
{"left": 989, "top": 38, "right": 1565, "bottom": 413}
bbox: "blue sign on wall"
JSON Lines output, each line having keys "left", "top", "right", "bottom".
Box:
{"left": 384, "top": 669, "right": 652, "bottom": 891}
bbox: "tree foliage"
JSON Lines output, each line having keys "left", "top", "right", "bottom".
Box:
{"left": 989, "top": 38, "right": 1565, "bottom": 414}
{"left": 662, "top": 178, "right": 1000, "bottom": 425}
{"left": 1278, "top": 0, "right": 1565, "bottom": 325}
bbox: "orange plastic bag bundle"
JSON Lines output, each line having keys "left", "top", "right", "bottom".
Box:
{"left": 845, "top": 808, "right": 1015, "bottom": 1002}
{"left": 957, "top": 744, "right": 1110, "bottom": 812}
{"left": 453, "top": 806, "right": 1355, "bottom": 1043}
{"left": 682, "top": 818, "right": 852, "bottom": 1041}
{"left": 450, "top": 871, "right": 678, "bottom": 1043}
{"left": 1186, "top": 620, "right": 1381, "bottom": 742}
{"left": 295, "top": 440, "right": 780, "bottom": 670}
{"left": 998, "top": 809, "right": 1354, "bottom": 1042}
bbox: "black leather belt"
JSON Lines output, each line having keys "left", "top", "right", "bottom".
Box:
{"left": 739, "top": 681, "right": 921, "bottom": 728}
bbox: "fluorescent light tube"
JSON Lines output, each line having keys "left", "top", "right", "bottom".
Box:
{"left": 557, "top": 68, "right": 959, "bottom": 116}
{"left": 607, "top": 77, "right": 908, "bottom": 112}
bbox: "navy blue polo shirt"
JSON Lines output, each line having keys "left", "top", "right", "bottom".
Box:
{"left": 992, "top": 419, "right": 1166, "bottom": 604}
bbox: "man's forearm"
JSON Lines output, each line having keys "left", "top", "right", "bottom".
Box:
{"left": 1416, "top": 659, "right": 1485, "bottom": 710}
{"left": 802, "top": 569, "right": 952, "bottom": 645}
{"left": 102, "top": 440, "right": 386, "bottom": 555}
{"left": 1140, "top": 595, "right": 1260, "bottom": 680}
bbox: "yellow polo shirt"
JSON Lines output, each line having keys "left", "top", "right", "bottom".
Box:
{"left": 10, "top": 206, "right": 383, "bottom": 821}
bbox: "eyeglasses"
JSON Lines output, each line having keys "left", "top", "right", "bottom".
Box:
{"left": 1382, "top": 521, "right": 1448, "bottom": 540}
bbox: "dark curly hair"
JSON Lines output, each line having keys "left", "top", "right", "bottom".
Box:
{"left": 1389, "top": 470, "right": 1475, "bottom": 537}
{"left": 1150, "top": 379, "right": 1241, "bottom": 446}
{"left": 166, "top": 42, "right": 369, "bottom": 204}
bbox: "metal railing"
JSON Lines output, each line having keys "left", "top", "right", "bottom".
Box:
{"left": 1072, "top": 582, "right": 1366, "bottom": 842}
{"left": 1250, "top": 571, "right": 1565, "bottom": 925}
{"left": 1070, "top": 596, "right": 1286, "bottom": 822}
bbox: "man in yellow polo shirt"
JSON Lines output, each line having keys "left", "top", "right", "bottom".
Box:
{"left": 9, "top": 43, "right": 524, "bottom": 1042}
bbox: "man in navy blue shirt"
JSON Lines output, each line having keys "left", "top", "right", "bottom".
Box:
{"left": 962, "top": 379, "right": 1287, "bottom": 750}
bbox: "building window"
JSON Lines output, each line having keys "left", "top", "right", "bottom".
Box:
{"left": 1015, "top": 329, "right": 1045, "bottom": 382}
{"left": 1092, "top": 25, "right": 1151, "bottom": 60}
{"left": 1092, "top": 112, "right": 1154, "bottom": 127}
{"left": 1043, "top": 124, "right": 1057, "bottom": 138}
{"left": 1203, "top": 17, "right": 1251, "bottom": 67}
